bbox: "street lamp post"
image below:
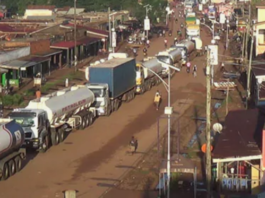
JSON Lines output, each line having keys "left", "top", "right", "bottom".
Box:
{"left": 74, "top": 0, "right": 77, "bottom": 71}
{"left": 108, "top": 11, "right": 117, "bottom": 52}
{"left": 226, "top": 20, "right": 230, "bottom": 49}
{"left": 143, "top": 4, "right": 152, "bottom": 39}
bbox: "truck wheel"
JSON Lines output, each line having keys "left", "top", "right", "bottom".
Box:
{"left": 14, "top": 156, "right": 22, "bottom": 172}
{"left": 58, "top": 128, "right": 65, "bottom": 143}
{"left": 51, "top": 131, "right": 59, "bottom": 146}
{"left": 8, "top": 160, "right": 15, "bottom": 176}
{"left": 106, "top": 106, "right": 111, "bottom": 116}
{"left": 40, "top": 135, "right": 49, "bottom": 153}
{"left": 88, "top": 113, "right": 93, "bottom": 126}
{"left": 1, "top": 163, "right": 9, "bottom": 180}
{"left": 114, "top": 100, "right": 119, "bottom": 111}
{"left": 80, "top": 116, "right": 86, "bottom": 130}
{"left": 140, "top": 85, "right": 145, "bottom": 94}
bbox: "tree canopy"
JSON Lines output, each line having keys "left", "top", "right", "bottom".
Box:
{"left": 2, "top": 0, "right": 167, "bottom": 23}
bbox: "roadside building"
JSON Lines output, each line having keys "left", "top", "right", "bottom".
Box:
{"left": 212, "top": 109, "right": 265, "bottom": 195}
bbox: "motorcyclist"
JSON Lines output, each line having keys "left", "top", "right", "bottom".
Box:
{"left": 168, "top": 30, "right": 172, "bottom": 37}
{"left": 164, "top": 39, "right": 168, "bottom": 48}
{"left": 133, "top": 48, "right": 137, "bottom": 57}
{"left": 180, "top": 23, "right": 184, "bottom": 28}
{"left": 174, "top": 37, "right": 178, "bottom": 45}
{"left": 143, "top": 47, "right": 147, "bottom": 57}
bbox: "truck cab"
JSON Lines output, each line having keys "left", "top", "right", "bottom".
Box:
{"left": 86, "top": 83, "right": 111, "bottom": 116}
{"left": 8, "top": 109, "right": 49, "bottom": 150}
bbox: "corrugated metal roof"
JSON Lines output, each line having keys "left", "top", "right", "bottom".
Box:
{"left": 0, "top": 56, "right": 49, "bottom": 70}
{"left": 25, "top": 15, "right": 56, "bottom": 20}
{"left": 0, "top": 24, "right": 40, "bottom": 33}
{"left": 50, "top": 37, "right": 100, "bottom": 49}
{"left": 32, "top": 49, "right": 62, "bottom": 57}
{"left": 27, "top": 5, "right": 56, "bottom": 10}
{"left": 213, "top": 109, "right": 265, "bottom": 159}
{"left": 66, "top": 23, "right": 108, "bottom": 37}
{"left": 252, "top": 64, "right": 265, "bottom": 77}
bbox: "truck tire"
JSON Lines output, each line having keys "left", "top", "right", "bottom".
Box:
{"left": 1, "top": 163, "right": 9, "bottom": 180}
{"left": 51, "top": 131, "right": 59, "bottom": 146}
{"left": 140, "top": 85, "right": 145, "bottom": 94}
{"left": 8, "top": 160, "right": 15, "bottom": 176}
{"left": 114, "top": 100, "right": 119, "bottom": 111}
{"left": 106, "top": 106, "right": 111, "bottom": 116}
{"left": 145, "top": 82, "right": 151, "bottom": 91}
{"left": 39, "top": 135, "right": 49, "bottom": 153}
{"left": 88, "top": 113, "right": 93, "bottom": 126}
{"left": 14, "top": 156, "right": 22, "bottom": 172}
{"left": 58, "top": 128, "right": 65, "bottom": 143}
{"left": 80, "top": 115, "right": 87, "bottom": 130}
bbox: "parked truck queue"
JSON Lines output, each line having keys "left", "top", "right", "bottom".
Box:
{"left": 0, "top": 6, "right": 207, "bottom": 181}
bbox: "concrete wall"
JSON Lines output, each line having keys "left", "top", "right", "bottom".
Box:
{"left": 257, "top": 8, "right": 265, "bottom": 23}
{"left": 0, "top": 47, "right": 30, "bottom": 64}
{"left": 255, "top": 24, "right": 265, "bottom": 56}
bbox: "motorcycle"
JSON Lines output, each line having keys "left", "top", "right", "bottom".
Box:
{"left": 143, "top": 52, "right": 147, "bottom": 57}
{"left": 186, "top": 67, "right": 190, "bottom": 73}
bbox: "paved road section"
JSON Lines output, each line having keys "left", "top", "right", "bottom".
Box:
{"left": 0, "top": 7, "right": 223, "bottom": 198}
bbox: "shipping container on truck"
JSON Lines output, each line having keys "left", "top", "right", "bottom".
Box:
{"left": 87, "top": 58, "right": 137, "bottom": 116}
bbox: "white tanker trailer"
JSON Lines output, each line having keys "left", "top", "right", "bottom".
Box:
{"left": 0, "top": 118, "right": 26, "bottom": 180}
{"left": 9, "top": 85, "right": 96, "bottom": 152}
{"left": 156, "top": 48, "right": 182, "bottom": 72}
{"left": 135, "top": 57, "right": 164, "bottom": 94}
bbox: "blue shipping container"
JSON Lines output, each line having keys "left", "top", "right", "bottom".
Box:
{"left": 89, "top": 58, "right": 136, "bottom": 99}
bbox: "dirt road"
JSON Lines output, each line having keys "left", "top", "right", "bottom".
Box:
{"left": 0, "top": 7, "right": 222, "bottom": 198}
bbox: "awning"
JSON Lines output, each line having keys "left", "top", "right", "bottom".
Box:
{"left": 78, "top": 37, "right": 101, "bottom": 45}
{"left": 33, "top": 49, "right": 62, "bottom": 57}
{"left": 0, "top": 56, "right": 50, "bottom": 70}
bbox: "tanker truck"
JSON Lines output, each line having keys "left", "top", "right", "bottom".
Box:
{"left": 86, "top": 58, "right": 136, "bottom": 116}
{"left": 9, "top": 85, "right": 96, "bottom": 152}
{"left": 0, "top": 119, "right": 26, "bottom": 180}
{"left": 172, "top": 39, "right": 203, "bottom": 67}
{"left": 135, "top": 57, "right": 164, "bottom": 94}
{"left": 156, "top": 48, "right": 182, "bottom": 72}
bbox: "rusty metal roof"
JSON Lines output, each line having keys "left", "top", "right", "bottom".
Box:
{"left": 50, "top": 37, "right": 100, "bottom": 49}
{"left": 252, "top": 64, "right": 265, "bottom": 76}
{"left": 213, "top": 109, "right": 265, "bottom": 159}
{"left": 65, "top": 23, "right": 108, "bottom": 37}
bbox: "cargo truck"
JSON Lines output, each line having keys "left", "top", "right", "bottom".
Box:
{"left": 9, "top": 85, "right": 96, "bottom": 152}
{"left": 185, "top": 16, "right": 196, "bottom": 25}
{"left": 0, "top": 119, "right": 26, "bottom": 180}
{"left": 186, "top": 24, "right": 200, "bottom": 40}
{"left": 172, "top": 39, "right": 203, "bottom": 67}
{"left": 135, "top": 57, "right": 164, "bottom": 94}
{"left": 86, "top": 58, "right": 136, "bottom": 116}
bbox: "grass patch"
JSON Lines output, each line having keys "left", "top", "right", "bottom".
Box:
{"left": 40, "top": 82, "right": 57, "bottom": 93}
{"left": 1, "top": 94, "right": 24, "bottom": 106}
{"left": 24, "top": 89, "right": 35, "bottom": 97}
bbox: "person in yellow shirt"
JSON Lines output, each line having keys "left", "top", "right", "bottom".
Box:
{"left": 154, "top": 91, "right": 161, "bottom": 110}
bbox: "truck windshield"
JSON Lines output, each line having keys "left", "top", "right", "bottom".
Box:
{"left": 90, "top": 88, "right": 106, "bottom": 97}
{"left": 9, "top": 112, "right": 36, "bottom": 127}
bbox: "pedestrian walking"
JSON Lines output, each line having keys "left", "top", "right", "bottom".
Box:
{"left": 129, "top": 136, "right": 137, "bottom": 155}
{"left": 146, "top": 39, "right": 150, "bottom": 48}
{"left": 186, "top": 62, "right": 191, "bottom": 73}
{"left": 36, "top": 89, "right": 41, "bottom": 99}
{"left": 154, "top": 91, "right": 161, "bottom": 110}
{"left": 221, "top": 62, "right": 225, "bottom": 72}
{"left": 193, "top": 65, "right": 197, "bottom": 77}
{"left": 164, "top": 39, "right": 168, "bottom": 49}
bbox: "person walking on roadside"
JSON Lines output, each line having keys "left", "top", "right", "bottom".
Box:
{"left": 164, "top": 38, "right": 168, "bottom": 49}
{"left": 174, "top": 37, "right": 178, "bottom": 45}
{"left": 146, "top": 39, "right": 150, "bottom": 48}
{"left": 221, "top": 62, "right": 225, "bottom": 72}
{"left": 154, "top": 91, "right": 161, "bottom": 110}
{"left": 129, "top": 136, "right": 137, "bottom": 155}
{"left": 186, "top": 62, "right": 191, "bottom": 73}
{"left": 193, "top": 65, "right": 197, "bottom": 77}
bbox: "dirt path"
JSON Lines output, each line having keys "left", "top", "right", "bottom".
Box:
{"left": 0, "top": 6, "right": 226, "bottom": 198}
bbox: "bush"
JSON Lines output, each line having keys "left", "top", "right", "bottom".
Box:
{"left": 24, "top": 89, "right": 34, "bottom": 97}
{"left": 12, "top": 94, "right": 23, "bottom": 105}
{"left": 1, "top": 94, "right": 24, "bottom": 106}
{"left": 2, "top": 95, "right": 14, "bottom": 106}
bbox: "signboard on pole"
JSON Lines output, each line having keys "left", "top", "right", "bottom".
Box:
{"left": 199, "top": 4, "right": 203, "bottom": 11}
{"left": 208, "top": 45, "right": 218, "bottom": 65}
{"left": 144, "top": 18, "right": 150, "bottom": 31}
{"left": 219, "top": 13, "right": 226, "bottom": 24}
{"left": 112, "top": 31, "right": 116, "bottom": 48}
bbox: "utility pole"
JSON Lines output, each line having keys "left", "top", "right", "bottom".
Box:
{"left": 206, "top": 48, "right": 212, "bottom": 198}
{"left": 226, "top": 79, "right": 230, "bottom": 115}
{"left": 144, "top": 4, "right": 151, "bottom": 40}
{"left": 244, "top": 4, "right": 251, "bottom": 60}
{"left": 108, "top": 7, "right": 111, "bottom": 53}
{"left": 246, "top": 35, "right": 254, "bottom": 109}
{"left": 74, "top": 0, "right": 77, "bottom": 71}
